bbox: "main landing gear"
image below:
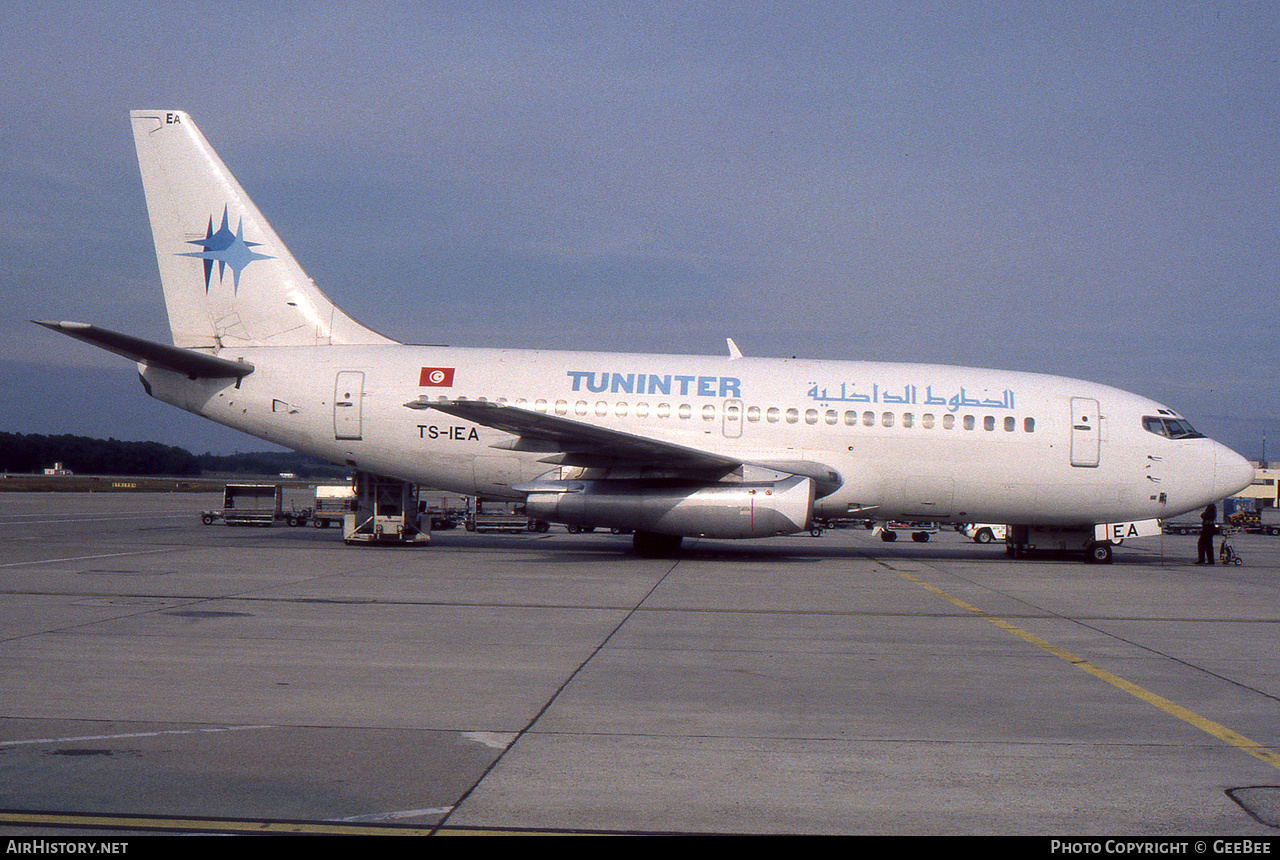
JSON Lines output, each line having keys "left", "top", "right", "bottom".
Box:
{"left": 632, "top": 531, "right": 683, "bottom": 558}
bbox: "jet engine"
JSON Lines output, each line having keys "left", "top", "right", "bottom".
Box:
{"left": 524, "top": 475, "right": 814, "bottom": 540}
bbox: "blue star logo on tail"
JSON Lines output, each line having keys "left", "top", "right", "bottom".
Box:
{"left": 179, "top": 205, "right": 273, "bottom": 292}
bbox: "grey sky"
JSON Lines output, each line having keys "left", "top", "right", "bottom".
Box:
{"left": 2, "top": 2, "right": 1276, "bottom": 456}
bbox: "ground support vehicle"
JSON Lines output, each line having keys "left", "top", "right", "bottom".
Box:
{"left": 465, "top": 497, "right": 550, "bottom": 533}
{"left": 201, "top": 484, "right": 284, "bottom": 526}
{"left": 1002, "top": 521, "right": 1158, "bottom": 564}
{"left": 812, "top": 515, "right": 875, "bottom": 531}
{"left": 426, "top": 507, "right": 461, "bottom": 530}
{"left": 1252, "top": 509, "right": 1280, "bottom": 536}
{"left": 282, "top": 505, "right": 313, "bottom": 527}
{"left": 313, "top": 484, "right": 358, "bottom": 529}
{"left": 342, "top": 472, "right": 430, "bottom": 545}
{"left": 420, "top": 492, "right": 465, "bottom": 529}
{"left": 1163, "top": 520, "right": 1203, "bottom": 535}
{"left": 1228, "top": 506, "right": 1280, "bottom": 536}
{"left": 962, "top": 523, "right": 1007, "bottom": 544}
{"left": 1219, "top": 526, "right": 1243, "bottom": 564}
{"left": 810, "top": 515, "right": 876, "bottom": 536}
{"left": 1004, "top": 524, "right": 1112, "bottom": 562}
{"left": 876, "top": 521, "right": 939, "bottom": 542}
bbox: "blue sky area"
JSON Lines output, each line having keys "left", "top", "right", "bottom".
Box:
{"left": 2, "top": 2, "right": 1276, "bottom": 457}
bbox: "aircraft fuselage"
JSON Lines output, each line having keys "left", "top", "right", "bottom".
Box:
{"left": 141, "top": 344, "right": 1247, "bottom": 528}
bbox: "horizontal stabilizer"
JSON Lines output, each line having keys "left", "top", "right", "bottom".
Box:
{"left": 33, "top": 320, "right": 254, "bottom": 378}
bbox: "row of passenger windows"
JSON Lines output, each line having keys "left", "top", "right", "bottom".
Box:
{"left": 448, "top": 395, "right": 1038, "bottom": 433}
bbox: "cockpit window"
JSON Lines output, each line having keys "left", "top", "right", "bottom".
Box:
{"left": 1143, "top": 416, "right": 1205, "bottom": 439}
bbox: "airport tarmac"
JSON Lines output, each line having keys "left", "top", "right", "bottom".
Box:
{"left": 0, "top": 490, "right": 1277, "bottom": 836}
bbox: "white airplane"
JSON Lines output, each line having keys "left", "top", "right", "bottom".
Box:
{"left": 38, "top": 110, "right": 1255, "bottom": 561}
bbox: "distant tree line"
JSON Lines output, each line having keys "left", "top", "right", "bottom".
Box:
{"left": 193, "top": 450, "right": 347, "bottom": 479}
{"left": 0, "top": 432, "right": 346, "bottom": 479}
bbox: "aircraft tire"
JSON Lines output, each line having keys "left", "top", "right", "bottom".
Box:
{"left": 1086, "top": 542, "right": 1113, "bottom": 564}
{"left": 633, "top": 531, "right": 682, "bottom": 558}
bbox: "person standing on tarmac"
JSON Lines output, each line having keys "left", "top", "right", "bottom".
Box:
{"left": 1197, "top": 503, "right": 1217, "bottom": 565}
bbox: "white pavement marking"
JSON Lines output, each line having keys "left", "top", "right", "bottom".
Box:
{"left": 0, "top": 725, "right": 278, "bottom": 746}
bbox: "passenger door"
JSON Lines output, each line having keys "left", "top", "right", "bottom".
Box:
{"left": 334, "top": 371, "right": 365, "bottom": 440}
{"left": 1070, "top": 397, "right": 1100, "bottom": 467}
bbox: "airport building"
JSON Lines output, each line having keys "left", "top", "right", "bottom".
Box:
{"left": 1240, "top": 463, "right": 1279, "bottom": 508}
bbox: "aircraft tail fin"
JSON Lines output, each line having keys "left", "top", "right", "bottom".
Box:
{"left": 130, "top": 110, "right": 395, "bottom": 350}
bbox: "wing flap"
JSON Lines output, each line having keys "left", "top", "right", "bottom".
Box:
{"left": 405, "top": 398, "right": 843, "bottom": 496}
{"left": 407, "top": 397, "right": 741, "bottom": 472}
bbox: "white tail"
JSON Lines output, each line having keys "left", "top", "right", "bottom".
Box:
{"left": 130, "top": 110, "right": 394, "bottom": 350}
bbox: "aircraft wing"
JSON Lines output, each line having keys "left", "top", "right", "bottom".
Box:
{"left": 404, "top": 398, "right": 842, "bottom": 493}
{"left": 407, "top": 398, "right": 741, "bottom": 472}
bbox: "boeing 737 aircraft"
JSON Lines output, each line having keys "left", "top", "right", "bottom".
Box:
{"left": 38, "top": 110, "right": 1255, "bottom": 561}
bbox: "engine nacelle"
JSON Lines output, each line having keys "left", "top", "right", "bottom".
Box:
{"left": 525, "top": 475, "right": 814, "bottom": 539}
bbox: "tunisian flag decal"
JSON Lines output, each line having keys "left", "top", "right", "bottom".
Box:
{"left": 419, "top": 367, "right": 455, "bottom": 387}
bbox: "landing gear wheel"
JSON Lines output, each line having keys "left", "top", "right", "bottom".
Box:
{"left": 633, "top": 531, "right": 683, "bottom": 558}
{"left": 1086, "top": 542, "right": 1113, "bottom": 564}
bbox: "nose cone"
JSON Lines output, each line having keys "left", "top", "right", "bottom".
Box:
{"left": 1214, "top": 444, "right": 1256, "bottom": 500}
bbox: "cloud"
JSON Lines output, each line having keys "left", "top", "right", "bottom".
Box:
{"left": 3, "top": 3, "right": 1277, "bottom": 453}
